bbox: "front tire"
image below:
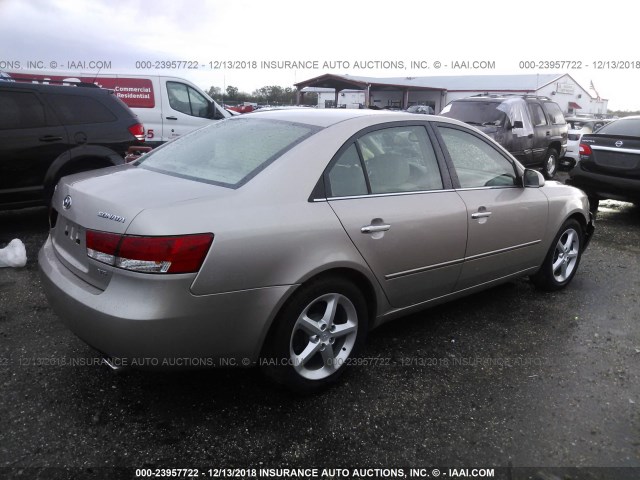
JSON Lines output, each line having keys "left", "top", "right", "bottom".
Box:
{"left": 543, "top": 148, "right": 559, "bottom": 179}
{"left": 261, "top": 276, "right": 367, "bottom": 394}
{"left": 530, "top": 219, "right": 583, "bottom": 291}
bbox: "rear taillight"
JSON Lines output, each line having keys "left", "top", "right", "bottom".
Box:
{"left": 579, "top": 143, "right": 592, "bottom": 156}
{"left": 86, "top": 231, "right": 213, "bottom": 274}
{"left": 128, "top": 123, "right": 146, "bottom": 142}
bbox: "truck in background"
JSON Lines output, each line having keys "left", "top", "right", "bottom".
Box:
{"left": 2, "top": 72, "right": 230, "bottom": 146}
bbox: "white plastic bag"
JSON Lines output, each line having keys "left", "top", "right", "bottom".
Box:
{"left": 0, "top": 239, "right": 27, "bottom": 268}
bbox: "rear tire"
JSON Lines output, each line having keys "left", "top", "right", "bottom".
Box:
{"left": 530, "top": 219, "right": 583, "bottom": 291}
{"left": 261, "top": 276, "right": 367, "bottom": 394}
{"left": 543, "top": 148, "right": 559, "bottom": 179}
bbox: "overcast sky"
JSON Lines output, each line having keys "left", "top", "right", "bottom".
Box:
{"left": 1, "top": 0, "right": 639, "bottom": 110}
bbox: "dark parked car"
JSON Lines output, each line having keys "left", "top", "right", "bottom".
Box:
{"left": 567, "top": 116, "right": 640, "bottom": 212}
{"left": 440, "top": 94, "right": 568, "bottom": 179}
{"left": 0, "top": 79, "right": 145, "bottom": 210}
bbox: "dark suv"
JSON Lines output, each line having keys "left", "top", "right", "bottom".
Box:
{"left": 440, "top": 94, "right": 568, "bottom": 178}
{"left": 0, "top": 79, "right": 144, "bottom": 210}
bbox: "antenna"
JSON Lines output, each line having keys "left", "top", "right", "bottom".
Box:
{"left": 91, "top": 65, "right": 103, "bottom": 86}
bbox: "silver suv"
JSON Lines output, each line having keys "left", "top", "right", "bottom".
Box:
{"left": 441, "top": 94, "right": 568, "bottom": 179}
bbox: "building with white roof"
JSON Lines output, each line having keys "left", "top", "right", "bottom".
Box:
{"left": 295, "top": 73, "right": 608, "bottom": 115}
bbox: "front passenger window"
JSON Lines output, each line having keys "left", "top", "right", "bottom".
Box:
{"left": 167, "top": 82, "right": 210, "bottom": 118}
{"left": 438, "top": 126, "right": 517, "bottom": 188}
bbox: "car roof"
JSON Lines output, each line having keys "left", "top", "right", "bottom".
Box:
{"left": 235, "top": 108, "right": 475, "bottom": 131}
{"left": 246, "top": 108, "right": 425, "bottom": 127}
{"left": 0, "top": 79, "right": 105, "bottom": 95}
{"left": 611, "top": 115, "right": 640, "bottom": 121}
{"left": 453, "top": 95, "right": 550, "bottom": 103}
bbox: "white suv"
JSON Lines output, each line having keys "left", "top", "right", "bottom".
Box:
{"left": 561, "top": 117, "right": 612, "bottom": 168}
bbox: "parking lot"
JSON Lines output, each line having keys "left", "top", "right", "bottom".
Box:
{"left": 1, "top": 174, "right": 639, "bottom": 477}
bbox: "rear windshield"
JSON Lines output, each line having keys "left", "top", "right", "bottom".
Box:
{"left": 440, "top": 101, "right": 507, "bottom": 127}
{"left": 596, "top": 118, "right": 640, "bottom": 137}
{"left": 137, "top": 118, "right": 319, "bottom": 188}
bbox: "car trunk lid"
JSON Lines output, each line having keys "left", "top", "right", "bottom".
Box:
{"left": 582, "top": 134, "right": 640, "bottom": 178}
{"left": 50, "top": 165, "right": 228, "bottom": 290}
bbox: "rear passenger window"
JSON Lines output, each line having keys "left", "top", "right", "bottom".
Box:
{"left": 0, "top": 91, "right": 46, "bottom": 129}
{"left": 327, "top": 144, "right": 368, "bottom": 197}
{"left": 438, "top": 126, "right": 517, "bottom": 188}
{"left": 529, "top": 104, "right": 547, "bottom": 127}
{"left": 543, "top": 102, "right": 566, "bottom": 125}
{"left": 45, "top": 94, "right": 116, "bottom": 124}
{"left": 356, "top": 126, "right": 443, "bottom": 194}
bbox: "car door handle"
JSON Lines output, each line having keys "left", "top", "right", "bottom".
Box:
{"left": 546, "top": 131, "right": 551, "bottom": 136}
{"left": 39, "top": 135, "right": 63, "bottom": 142}
{"left": 361, "top": 224, "right": 391, "bottom": 234}
{"left": 471, "top": 211, "right": 492, "bottom": 219}
{"left": 166, "top": 116, "right": 178, "bottom": 120}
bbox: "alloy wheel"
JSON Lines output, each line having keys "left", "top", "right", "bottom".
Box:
{"left": 552, "top": 228, "right": 580, "bottom": 282}
{"left": 289, "top": 293, "right": 358, "bottom": 381}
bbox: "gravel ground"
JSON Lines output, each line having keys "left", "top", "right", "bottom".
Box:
{"left": 0, "top": 176, "right": 639, "bottom": 479}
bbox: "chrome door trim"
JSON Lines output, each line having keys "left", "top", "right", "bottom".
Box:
{"left": 384, "top": 239, "right": 541, "bottom": 280}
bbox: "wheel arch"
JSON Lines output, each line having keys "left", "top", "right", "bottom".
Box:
{"left": 258, "top": 266, "right": 380, "bottom": 359}
{"left": 43, "top": 145, "right": 125, "bottom": 198}
{"left": 547, "top": 141, "right": 562, "bottom": 155}
{"left": 567, "top": 211, "right": 590, "bottom": 249}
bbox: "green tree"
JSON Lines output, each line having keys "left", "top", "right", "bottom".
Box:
{"left": 206, "top": 86, "right": 222, "bottom": 100}
{"left": 226, "top": 85, "right": 239, "bottom": 101}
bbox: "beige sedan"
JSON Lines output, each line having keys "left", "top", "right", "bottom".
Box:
{"left": 39, "top": 109, "right": 594, "bottom": 393}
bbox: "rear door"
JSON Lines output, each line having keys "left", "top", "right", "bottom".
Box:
{"left": 527, "top": 101, "right": 550, "bottom": 165}
{"left": 42, "top": 91, "right": 129, "bottom": 154}
{"left": 434, "top": 123, "right": 548, "bottom": 291}
{"left": 325, "top": 123, "right": 468, "bottom": 308}
{"left": 0, "top": 87, "right": 69, "bottom": 206}
{"left": 542, "top": 101, "right": 568, "bottom": 155}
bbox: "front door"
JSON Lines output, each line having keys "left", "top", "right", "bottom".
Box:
{"left": 161, "top": 80, "right": 215, "bottom": 141}
{"left": 435, "top": 124, "right": 549, "bottom": 291}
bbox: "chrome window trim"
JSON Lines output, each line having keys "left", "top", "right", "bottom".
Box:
{"left": 454, "top": 185, "right": 520, "bottom": 192}
{"left": 315, "top": 184, "right": 520, "bottom": 201}
{"left": 317, "top": 188, "right": 457, "bottom": 202}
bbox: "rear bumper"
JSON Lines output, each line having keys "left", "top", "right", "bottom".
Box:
{"left": 567, "top": 166, "right": 640, "bottom": 203}
{"left": 38, "top": 236, "right": 295, "bottom": 367}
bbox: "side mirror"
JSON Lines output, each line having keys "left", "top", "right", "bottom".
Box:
{"left": 523, "top": 169, "right": 545, "bottom": 188}
{"left": 207, "top": 103, "right": 224, "bottom": 120}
